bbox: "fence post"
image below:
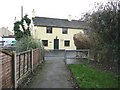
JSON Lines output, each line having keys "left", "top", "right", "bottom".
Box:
{"left": 13, "top": 51, "right": 17, "bottom": 88}
{"left": 42, "top": 48, "right": 43, "bottom": 62}
{"left": 41, "top": 48, "right": 44, "bottom": 63}
{"left": 40, "top": 48, "right": 42, "bottom": 63}
{"left": 43, "top": 48, "right": 45, "bottom": 62}
{"left": 31, "top": 49, "right": 33, "bottom": 73}
{"left": 88, "top": 49, "right": 90, "bottom": 63}
{"left": 39, "top": 48, "right": 41, "bottom": 64}
{"left": 64, "top": 50, "right": 67, "bottom": 64}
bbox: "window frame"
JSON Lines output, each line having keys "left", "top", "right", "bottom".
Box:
{"left": 46, "top": 27, "right": 52, "bottom": 33}
{"left": 42, "top": 40, "right": 48, "bottom": 47}
{"left": 64, "top": 40, "right": 70, "bottom": 47}
{"left": 62, "top": 27, "right": 68, "bottom": 34}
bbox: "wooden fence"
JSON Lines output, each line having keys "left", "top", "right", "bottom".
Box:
{"left": 0, "top": 48, "right": 44, "bottom": 89}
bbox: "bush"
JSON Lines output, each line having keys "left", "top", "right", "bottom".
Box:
{"left": 73, "top": 32, "right": 91, "bottom": 49}
{"left": 15, "top": 36, "right": 44, "bottom": 52}
{"left": 82, "top": 1, "right": 119, "bottom": 66}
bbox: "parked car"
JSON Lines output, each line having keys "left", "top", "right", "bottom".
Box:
{"left": 3, "top": 44, "right": 16, "bottom": 51}
{"left": 4, "top": 44, "right": 15, "bottom": 47}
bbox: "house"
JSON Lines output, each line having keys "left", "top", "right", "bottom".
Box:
{"left": 0, "top": 27, "right": 14, "bottom": 46}
{"left": 0, "top": 27, "right": 13, "bottom": 37}
{"left": 31, "top": 16, "right": 88, "bottom": 50}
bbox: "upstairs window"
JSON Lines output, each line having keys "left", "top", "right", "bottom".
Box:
{"left": 64, "top": 40, "right": 70, "bottom": 46}
{"left": 42, "top": 40, "right": 48, "bottom": 46}
{"left": 46, "top": 27, "right": 52, "bottom": 33}
{"left": 62, "top": 28, "right": 68, "bottom": 34}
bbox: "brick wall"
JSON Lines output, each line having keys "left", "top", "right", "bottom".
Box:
{"left": 0, "top": 51, "right": 13, "bottom": 88}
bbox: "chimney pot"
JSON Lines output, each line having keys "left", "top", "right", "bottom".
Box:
{"left": 68, "top": 15, "right": 72, "bottom": 21}
{"left": 32, "top": 9, "right": 35, "bottom": 18}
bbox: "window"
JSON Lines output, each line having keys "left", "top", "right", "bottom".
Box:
{"left": 62, "top": 28, "right": 68, "bottom": 34}
{"left": 46, "top": 27, "right": 52, "bottom": 33}
{"left": 42, "top": 40, "right": 48, "bottom": 46}
{"left": 64, "top": 40, "right": 70, "bottom": 46}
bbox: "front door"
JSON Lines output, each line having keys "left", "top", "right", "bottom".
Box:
{"left": 54, "top": 39, "right": 59, "bottom": 50}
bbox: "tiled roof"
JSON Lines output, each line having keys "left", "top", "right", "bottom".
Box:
{"left": 32, "top": 17, "right": 88, "bottom": 29}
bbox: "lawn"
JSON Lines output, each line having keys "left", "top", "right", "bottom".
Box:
{"left": 69, "top": 64, "right": 119, "bottom": 88}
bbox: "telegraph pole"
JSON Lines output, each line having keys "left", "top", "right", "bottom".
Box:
{"left": 21, "top": 6, "right": 23, "bottom": 19}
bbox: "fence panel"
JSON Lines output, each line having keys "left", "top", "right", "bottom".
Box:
{"left": 33, "top": 48, "right": 40, "bottom": 68}
{"left": 16, "top": 50, "right": 31, "bottom": 85}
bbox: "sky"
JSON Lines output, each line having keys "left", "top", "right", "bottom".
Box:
{"left": 0, "top": 0, "right": 109, "bottom": 31}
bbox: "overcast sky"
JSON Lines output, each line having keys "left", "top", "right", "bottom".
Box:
{"left": 0, "top": 0, "right": 109, "bottom": 30}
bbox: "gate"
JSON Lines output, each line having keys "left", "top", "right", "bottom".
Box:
{"left": 64, "top": 49, "right": 90, "bottom": 64}
{"left": 44, "top": 49, "right": 90, "bottom": 62}
{"left": 44, "top": 50, "right": 65, "bottom": 60}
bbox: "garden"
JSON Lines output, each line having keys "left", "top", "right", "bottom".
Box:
{"left": 71, "top": 0, "right": 119, "bottom": 88}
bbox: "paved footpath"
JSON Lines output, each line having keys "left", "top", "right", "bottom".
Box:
{"left": 26, "top": 57, "right": 73, "bottom": 88}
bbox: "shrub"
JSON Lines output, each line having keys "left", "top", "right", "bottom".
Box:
{"left": 15, "top": 36, "right": 44, "bottom": 52}
{"left": 73, "top": 32, "right": 91, "bottom": 49}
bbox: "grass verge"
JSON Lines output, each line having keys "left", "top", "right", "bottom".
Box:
{"left": 68, "top": 64, "right": 119, "bottom": 88}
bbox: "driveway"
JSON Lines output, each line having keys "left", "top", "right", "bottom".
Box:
{"left": 26, "top": 50, "right": 74, "bottom": 88}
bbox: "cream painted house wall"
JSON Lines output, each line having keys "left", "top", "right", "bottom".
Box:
{"left": 31, "top": 26, "right": 84, "bottom": 50}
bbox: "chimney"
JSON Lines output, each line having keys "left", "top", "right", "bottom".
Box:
{"left": 68, "top": 15, "right": 72, "bottom": 21}
{"left": 32, "top": 9, "right": 35, "bottom": 18}
{"left": 14, "top": 17, "right": 16, "bottom": 22}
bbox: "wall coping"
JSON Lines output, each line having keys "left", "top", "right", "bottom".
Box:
{"left": 0, "top": 49, "right": 13, "bottom": 56}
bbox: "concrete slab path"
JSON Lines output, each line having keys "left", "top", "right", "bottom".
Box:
{"left": 26, "top": 57, "right": 73, "bottom": 88}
